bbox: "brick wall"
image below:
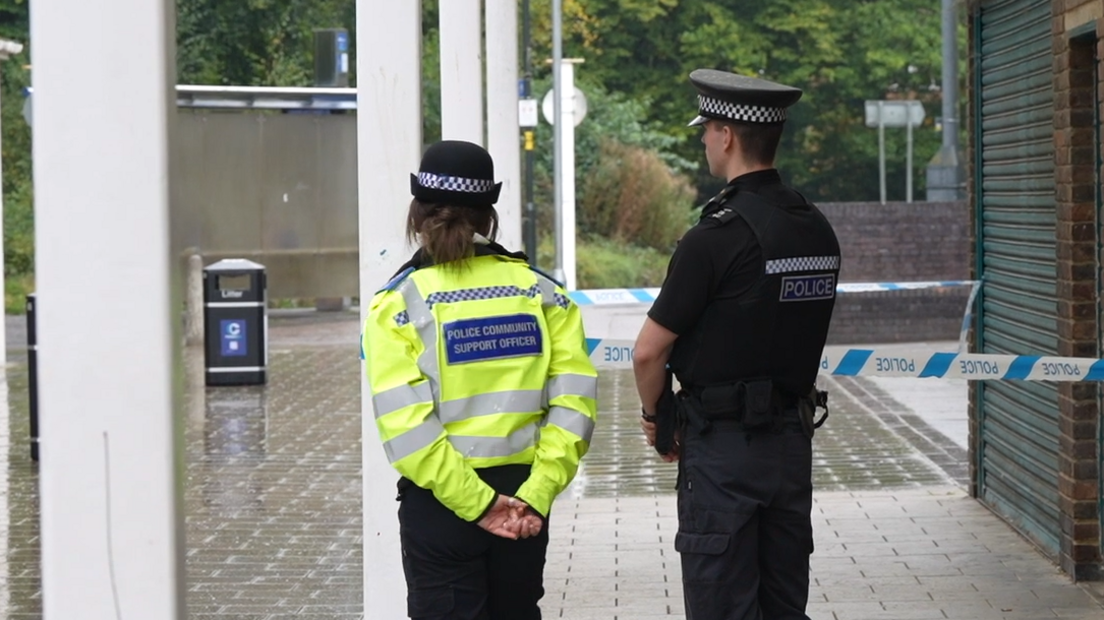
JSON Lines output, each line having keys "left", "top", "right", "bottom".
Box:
{"left": 819, "top": 201, "right": 971, "bottom": 282}
{"left": 827, "top": 288, "right": 972, "bottom": 345}
{"left": 815, "top": 200, "right": 971, "bottom": 344}
{"left": 1054, "top": 7, "right": 1101, "bottom": 581}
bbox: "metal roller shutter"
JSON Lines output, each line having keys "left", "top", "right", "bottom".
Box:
{"left": 975, "top": 0, "right": 1060, "bottom": 556}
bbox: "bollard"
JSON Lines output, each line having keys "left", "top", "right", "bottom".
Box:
{"left": 184, "top": 253, "right": 205, "bottom": 346}
{"left": 26, "top": 293, "right": 38, "bottom": 462}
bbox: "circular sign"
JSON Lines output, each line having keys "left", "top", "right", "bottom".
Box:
{"left": 541, "top": 88, "right": 587, "bottom": 127}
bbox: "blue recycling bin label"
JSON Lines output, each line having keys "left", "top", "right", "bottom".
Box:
{"left": 220, "top": 319, "right": 248, "bottom": 357}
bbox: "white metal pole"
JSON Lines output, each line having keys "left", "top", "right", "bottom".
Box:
{"left": 486, "top": 0, "right": 523, "bottom": 251}
{"left": 356, "top": 0, "right": 419, "bottom": 616}
{"left": 561, "top": 61, "right": 577, "bottom": 291}
{"left": 440, "top": 0, "right": 484, "bottom": 144}
{"left": 32, "top": 0, "right": 184, "bottom": 617}
{"left": 878, "top": 101, "right": 886, "bottom": 205}
{"left": 552, "top": 0, "right": 564, "bottom": 283}
{"left": 906, "top": 107, "right": 914, "bottom": 204}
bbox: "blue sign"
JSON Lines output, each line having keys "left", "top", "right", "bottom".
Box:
{"left": 780, "top": 274, "right": 836, "bottom": 302}
{"left": 336, "top": 32, "right": 349, "bottom": 52}
{"left": 444, "top": 314, "right": 542, "bottom": 364}
{"left": 220, "top": 319, "right": 248, "bottom": 357}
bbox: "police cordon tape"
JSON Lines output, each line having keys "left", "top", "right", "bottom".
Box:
{"left": 567, "top": 280, "right": 979, "bottom": 306}
{"left": 585, "top": 339, "right": 1104, "bottom": 382}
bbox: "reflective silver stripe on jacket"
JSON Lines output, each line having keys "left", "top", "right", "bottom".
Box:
{"left": 448, "top": 423, "right": 539, "bottom": 459}
{"left": 398, "top": 279, "right": 441, "bottom": 403}
{"left": 547, "top": 373, "right": 597, "bottom": 401}
{"left": 383, "top": 419, "right": 444, "bottom": 463}
{"left": 373, "top": 382, "right": 434, "bottom": 418}
{"left": 546, "top": 406, "right": 596, "bottom": 443}
{"left": 438, "top": 389, "right": 545, "bottom": 425}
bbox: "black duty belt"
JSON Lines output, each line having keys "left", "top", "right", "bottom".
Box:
{"left": 685, "top": 380, "right": 801, "bottom": 421}
{"left": 681, "top": 380, "right": 829, "bottom": 438}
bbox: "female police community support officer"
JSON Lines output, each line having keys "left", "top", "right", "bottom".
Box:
{"left": 634, "top": 70, "right": 841, "bottom": 620}
{"left": 362, "top": 140, "right": 599, "bottom": 620}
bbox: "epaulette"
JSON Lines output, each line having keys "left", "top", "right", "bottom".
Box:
{"left": 528, "top": 265, "right": 565, "bottom": 288}
{"left": 702, "top": 184, "right": 743, "bottom": 226}
{"left": 377, "top": 266, "right": 415, "bottom": 294}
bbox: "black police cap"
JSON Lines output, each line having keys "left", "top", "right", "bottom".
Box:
{"left": 410, "top": 140, "right": 503, "bottom": 207}
{"left": 687, "top": 69, "right": 802, "bottom": 127}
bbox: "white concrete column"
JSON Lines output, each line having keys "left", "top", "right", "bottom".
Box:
{"left": 357, "top": 0, "right": 420, "bottom": 616}
{"left": 31, "top": 0, "right": 184, "bottom": 617}
{"left": 439, "top": 0, "right": 484, "bottom": 144}
{"left": 486, "top": 0, "right": 523, "bottom": 252}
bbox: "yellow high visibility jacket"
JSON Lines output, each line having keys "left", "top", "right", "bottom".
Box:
{"left": 362, "top": 253, "right": 598, "bottom": 522}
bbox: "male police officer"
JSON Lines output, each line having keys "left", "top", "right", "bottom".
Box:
{"left": 633, "top": 69, "right": 841, "bottom": 619}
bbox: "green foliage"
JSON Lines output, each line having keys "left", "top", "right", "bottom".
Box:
{"left": 526, "top": 0, "right": 965, "bottom": 202}
{"left": 528, "top": 78, "right": 697, "bottom": 237}
{"left": 422, "top": 0, "right": 442, "bottom": 143}
{"left": 579, "top": 140, "right": 695, "bottom": 252}
{"left": 177, "top": 0, "right": 356, "bottom": 86}
{"left": 0, "top": 0, "right": 32, "bottom": 296}
{"left": 4, "top": 271, "right": 30, "bottom": 315}
{"left": 537, "top": 233, "right": 670, "bottom": 289}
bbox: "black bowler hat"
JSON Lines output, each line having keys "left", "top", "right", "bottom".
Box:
{"left": 410, "top": 140, "right": 502, "bottom": 207}
{"left": 687, "top": 69, "right": 803, "bottom": 127}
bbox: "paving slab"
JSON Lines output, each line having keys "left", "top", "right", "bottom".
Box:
{"left": 0, "top": 312, "right": 1097, "bottom": 619}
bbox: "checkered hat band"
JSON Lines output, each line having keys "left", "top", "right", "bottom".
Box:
{"left": 765, "top": 255, "right": 840, "bottom": 275}
{"left": 418, "top": 172, "right": 495, "bottom": 194}
{"left": 698, "top": 95, "right": 786, "bottom": 124}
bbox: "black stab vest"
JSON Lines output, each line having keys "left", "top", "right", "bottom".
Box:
{"left": 670, "top": 183, "right": 841, "bottom": 396}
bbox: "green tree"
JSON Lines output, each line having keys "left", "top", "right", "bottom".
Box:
{"left": 177, "top": 0, "right": 356, "bottom": 86}
{"left": 526, "top": 0, "right": 962, "bottom": 202}
{"left": 0, "top": 0, "right": 32, "bottom": 310}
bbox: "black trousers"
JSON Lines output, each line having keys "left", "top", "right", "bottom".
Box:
{"left": 398, "top": 465, "right": 549, "bottom": 620}
{"left": 676, "top": 414, "right": 814, "bottom": 620}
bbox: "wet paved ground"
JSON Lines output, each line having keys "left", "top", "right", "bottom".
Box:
{"left": 0, "top": 311, "right": 1100, "bottom": 619}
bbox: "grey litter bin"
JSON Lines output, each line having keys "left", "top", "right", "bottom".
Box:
{"left": 203, "top": 259, "right": 267, "bottom": 386}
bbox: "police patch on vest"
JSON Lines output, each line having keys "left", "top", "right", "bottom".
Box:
{"left": 444, "top": 314, "right": 543, "bottom": 364}
{"left": 780, "top": 274, "right": 836, "bottom": 302}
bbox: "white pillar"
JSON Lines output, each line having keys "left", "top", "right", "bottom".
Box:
{"left": 31, "top": 0, "right": 184, "bottom": 617}
{"left": 440, "top": 0, "right": 484, "bottom": 144}
{"left": 357, "top": 0, "right": 420, "bottom": 617}
{"left": 486, "top": 0, "right": 523, "bottom": 252}
{"left": 560, "top": 61, "right": 578, "bottom": 291}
